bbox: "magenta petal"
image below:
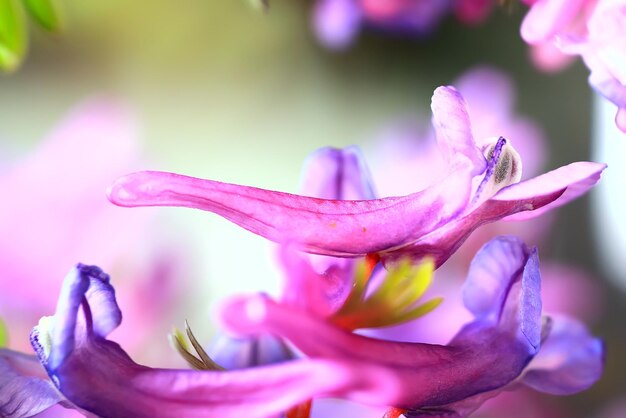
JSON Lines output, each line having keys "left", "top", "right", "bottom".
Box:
{"left": 278, "top": 245, "right": 353, "bottom": 317}
{"left": 30, "top": 264, "right": 402, "bottom": 417}
{"left": 520, "top": 0, "right": 586, "bottom": 43}
{"left": 386, "top": 184, "right": 565, "bottom": 267}
{"left": 108, "top": 170, "right": 471, "bottom": 256}
{"left": 496, "top": 162, "right": 606, "bottom": 221}
{"left": 219, "top": 236, "right": 548, "bottom": 413}
{"left": 0, "top": 349, "right": 67, "bottom": 417}
{"left": 220, "top": 291, "right": 536, "bottom": 410}
{"left": 431, "top": 86, "right": 486, "bottom": 176}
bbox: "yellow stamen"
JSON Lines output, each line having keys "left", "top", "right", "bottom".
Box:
{"left": 170, "top": 321, "right": 224, "bottom": 371}
{"left": 0, "top": 317, "right": 7, "bottom": 347}
{"left": 331, "top": 257, "right": 442, "bottom": 331}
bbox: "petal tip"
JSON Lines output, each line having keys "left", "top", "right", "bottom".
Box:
{"left": 106, "top": 173, "right": 149, "bottom": 207}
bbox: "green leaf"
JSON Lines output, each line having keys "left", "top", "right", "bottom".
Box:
{"left": 0, "top": 0, "right": 27, "bottom": 72}
{"left": 23, "top": 0, "right": 61, "bottom": 32}
{"left": 0, "top": 317, "right": 8, "bottom": 347}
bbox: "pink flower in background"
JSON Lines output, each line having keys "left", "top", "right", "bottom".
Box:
{"left": 520, "top": 0, "right": 594, "bottom": 72}
{"left": 560, "top": 0, "right": 626, "bottom": 133}
{"left": 521, "top": 0, "right": 626, "bottom": 133}
{"left": 0, "top": 101, "right": 187, "bottom": 362}
{"left": 454, "top": 0, "right": 494, "bottom": 25}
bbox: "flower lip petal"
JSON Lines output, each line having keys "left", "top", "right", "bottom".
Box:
{"left": 0, "top": 349, "right": 67, "bottom": 417}
{"left": 496, "top": 161, "right": 606, "bottom": 221}
{"left": 463, "top": 236, "right": 531, "bottom": 322}
{"left": 521, "top": 315, "right": 605, "bottom": 395}
{"left": 220, "top": 279, "right": 538, "bottom": 411}
{"left": 107, "top": 170, "right": 471, "bottom": 256}
{"left": 31, "top": 264, "right": 404, "bottom": 417}
{"left": 520, "top": 0, "right": 586, "bottom": 43}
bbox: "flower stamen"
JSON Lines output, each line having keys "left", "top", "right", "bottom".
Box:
{"left": 473, "top": 136, "right": 522, "bottom": 204}
{"left": 0, "top": 317, "right": 7, "bottom": 347}
{"left": 170, "top": 320, "right": 224, "bottom": 371}
{"left": 331, "top": 257, "right": 442, "bottom": 331}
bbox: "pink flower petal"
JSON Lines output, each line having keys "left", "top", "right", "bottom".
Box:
{"left": 521, "top": 0, "right": 586, "bottom": 43}
{"left": 431, "top": 86, "right": 487, "bottom": 176}
{"left": 108, "top": 169, "right": 471, "bottom": 256}
{"left": 497, "top": 161, "right": 606, "bottom": 221}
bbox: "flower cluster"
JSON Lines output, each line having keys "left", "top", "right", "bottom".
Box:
{"left": 311, "top": 0, "right": 626, "bottom": 134}
{"left": 0, "top": 83, "right": 606, "bottom": 418}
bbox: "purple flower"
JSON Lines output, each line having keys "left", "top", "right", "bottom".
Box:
{"left": 219, "top": 236, "right": 604, "bottom": 417}
{"left": 17, "top": 264, "right": 401, "bottom": 418}
{"left": 312, "top": 0, "right": 454, "bottom": 49}
{"left": 311, "top": 0, "right": 499, "bottom": 49}
{"left": 107, "top": 86, "right": 605, "bottom": 267}
{"left": 0, "top": 349, "right": 68, "bottom": 417}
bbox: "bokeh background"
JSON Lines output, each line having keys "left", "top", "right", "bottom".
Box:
{"left": 1, "top": 1, "right": 624, "bottom": 417}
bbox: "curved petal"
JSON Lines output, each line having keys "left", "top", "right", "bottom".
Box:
{"left": 0, "top": 349, "right": 66, "bottom": 418}
{"left": 220, "top": 241, "right": 542, "bottom": 413}
{"left": 278, "top": 245, "right": 353, "bottom": 317}
{"left": 221, "top": 292, "right": 536, "bottom": 410}
{"left": 520, "top": 0, "right": 586, "bottom": 43}
{"left": 30, "top": 264, "right": 402, "bottom": 418}
{"left": 521, "top": 315, "right": 605, "bottom": 395}
{"left": 463, "top": 237, "right": 533, "bottom": 320}
{"left": 497, "top": 162, "right": 606, "bottom": 221}
{"left": 107, "top": 170, "right": 471, "bottom": 257}
{"left": 431, "top": 86, "right": 486, "bottom": 176}
{"left": 461, "top": 237, "right": 542, "bottom": 351}
{"left": 384, "top": 185, "right": 565, "bottom": 267}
